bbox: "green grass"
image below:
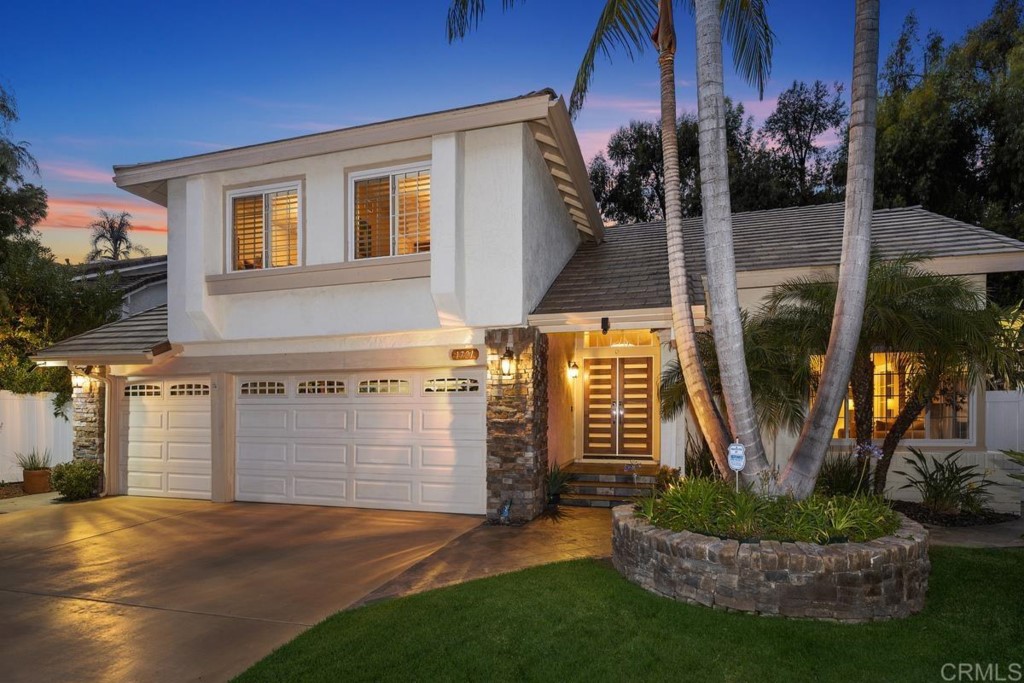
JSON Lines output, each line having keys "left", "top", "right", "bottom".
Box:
{"left": 236, "top": 547, "right": 1023, "bottom": 682}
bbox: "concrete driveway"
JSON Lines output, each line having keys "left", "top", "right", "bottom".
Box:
{"left": 0, "top": 496, "right": 480, "bottom": 682}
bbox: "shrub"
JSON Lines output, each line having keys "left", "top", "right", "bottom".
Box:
{"left": 546, "top": 463, "right": 574, "bottom": 501}
{"left": 14, "top": 448, "right": 51, "bottom": 471}
{"left": 896, "top": 448, "right": 992, "bottom": 515}
{"left": 1001, "top": 450, "right": 1024, "bottom": 482}
{"left": 816, "top": 447, "right": 877, "bottom": 497}
{"left": 636, "top": 478, "right": 900, "bottom": 544}
{"left": 51, "top": 459, "right": 103, "bottom": 501}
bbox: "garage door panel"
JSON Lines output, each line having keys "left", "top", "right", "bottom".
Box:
{"left": 421, "top": 480, "right": 484, "bottom": 507}
{"left": 237, "top": 474, "right": 288, "bottom": 499}
{"left": 353, "top": 479, "right": 414, "bottom": 505}
{"left": 128, "top": 410, "right": 164, "bottom": 430}
{"left": 167, "top": 409, "right": 211, "bottom": 431}
{"left": 237, "top": 440, "right": 289, "bottom": 463}
{"left": 167, "top": 474, "right": 212, "bottom": 498}
{"left": 420, "top": 408, "right": 486, "bottom": 437}
{"left": 293, "top": 443, "right": 347, "bottom": 465}
{"left": 294, "top": 408, "right": 348, "bottom": 433}
{"left": 293, "top": 477, "right": 347, "bottom": 503}
{"left": 167, "top": 442, "right": 212, "bottom": 463}
{"left": 127, "top": 441, "right": 164, "bottom": 461}
{"left": 420, "top": 443, "right": 486, "bottom": 471}
{"left": 353, "top": 408, "right": 414, "bottom": 433}
{"left": 126, "top": 471, "right": 165, "bottom": 494}
{"left": 353, "top": 444, "right": 413, "bottom": 468}
{"left": 238, "top": 407, "right": 289, "bottom": 432}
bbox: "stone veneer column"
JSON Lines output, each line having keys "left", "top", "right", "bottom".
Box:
{"left": 485, "top": 327, "right": 549, "bottom": 522}
{"left": 72, "top": 376, "right": 106, "bottom": 464}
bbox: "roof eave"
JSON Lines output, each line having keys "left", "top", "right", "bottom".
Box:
{"left": 32, "top": 341, "right": 175, "bottom": 368}
{"left": 113, "top": 93, "right": 557, "bottom": 207}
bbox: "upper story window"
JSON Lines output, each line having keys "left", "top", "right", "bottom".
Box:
{"left": 228, "top": 182, "right": 301, "bottom": 271}
{"left": 351, "top": 163, "right": 430, "bottom": 260}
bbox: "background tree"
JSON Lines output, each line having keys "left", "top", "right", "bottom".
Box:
{"left": 0, "top": 84, "right": 121, "bottom": 412}
{"left": 0, "top": 85, "right": 47, "bottom": 250}
{"left": 86, "top": 210, "right": 150, "bottom": 261}
{"left": 762, "top": 79, "right": 848, "bottom": 204}
{"left": 873, "top": 0, "right": 1024, "bottom": 304}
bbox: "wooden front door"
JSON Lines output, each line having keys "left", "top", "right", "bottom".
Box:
{"left": 582, "top": 357, "right": 655, "bottom": 460}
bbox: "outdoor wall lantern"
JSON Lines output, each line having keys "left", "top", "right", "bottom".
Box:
{"left": 71, "top": 366, "right": 94, "bottom": 392}
{"left": 71, "top": 373, "right": 88, "bottom": 389}
{"left": 500, "top": 346, "right": 515, "bottom": 378}
{"left": 568, "top": 361, "right": 579, "bottom": 380}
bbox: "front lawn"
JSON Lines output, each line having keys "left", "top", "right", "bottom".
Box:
{"left": 237, "top": 547, "right": 1023, "bottom": 682}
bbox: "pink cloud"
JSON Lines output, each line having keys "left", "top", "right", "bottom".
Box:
{"left": 39, "top": 195, "right": 167, "bottom": 235}
{"left": 575, "top": 128, "right": 617, "bottom": 163}
{"left": 584, "top": 95, "right": 662, "bottom": 117}
{"left": 40, "top": 161, "right": 113, "bottom": 185}
{"left": 738, "top": 96, "right": 778, "bottom": 123}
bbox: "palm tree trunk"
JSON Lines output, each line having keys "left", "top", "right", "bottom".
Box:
{"left": 873, "top": 392, "right": 928, "bottom": 494}
{"left": 779, "top": 0, "right": 880, "bottom": 498}
{"left": 654, "top": 0, "right": 733, "bottom": 477}
{"left": 692, "top": 0, "right": 769, "bottom": 481}
{"left": 851, "top": 353, "right": 874, "bottom": 444}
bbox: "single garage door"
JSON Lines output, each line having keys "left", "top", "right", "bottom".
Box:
{"left": 120, "top": 378, "right": 212, "bottom": 499}
{"left": 235, "top": 370, "right": 486, "bottom": 514}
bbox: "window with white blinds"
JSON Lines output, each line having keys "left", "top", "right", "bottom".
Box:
{"left": 228, "top": 182, "right": 301, "bottom": 271}
{"left": 352, "top": 164, "right": 430, "bottom": 259}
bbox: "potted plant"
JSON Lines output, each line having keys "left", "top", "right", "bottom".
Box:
{"left": 546, "top": 463, "right": 574, "bottom": 506}
{"left": 15, "top": 449, "right": 52, "bottom": 494}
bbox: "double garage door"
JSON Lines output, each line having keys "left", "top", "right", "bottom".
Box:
{"left": 121, "top": 370, "right": 486, "bottom": 514}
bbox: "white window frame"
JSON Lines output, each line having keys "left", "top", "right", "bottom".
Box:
{"left": 225, "top": 180, "right": 304, "bottom": 273}
{"left": 348, "top": 161, "right": 431, "bottom": 262}
{"left": 829, "top": 387, "right": 978, "bottom": 448}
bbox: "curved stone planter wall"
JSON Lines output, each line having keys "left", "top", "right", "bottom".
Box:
{"left": 612, "top": 505, "right": 930, "bottom": 623}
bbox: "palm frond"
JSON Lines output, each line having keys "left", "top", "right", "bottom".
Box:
{"left": 446, "top": 0, "right": 522, "bottom": 42}
{"left": 718, "top": 0, "right": 774, "bottom": 98}
{"left": 569, "top": 0, "right": 659, "bottom": 116}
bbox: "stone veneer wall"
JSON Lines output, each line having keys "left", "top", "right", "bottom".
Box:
{"left": 612, "top": 505, "right": 930, "bottom": 622}
{"left": 72, "top": 380, "right": 105, "bottom": 463}
{"left": 485, "top": 327, "right": 548, "bottom": 522}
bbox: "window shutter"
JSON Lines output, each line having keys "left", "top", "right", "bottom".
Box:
{"left": 233, "top": 195, "right": 264, "bottom": 270}
{"left": 354, "top": 177, "right": 391, "bottom": 259}
{"left": 268, "top": 189, "right": 298, "bottom": 267}
{"left": 394, "top": 169, "right": 430, "bottom": 255}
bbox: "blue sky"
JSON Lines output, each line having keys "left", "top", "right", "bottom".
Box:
{"left": 1, "top": 1, "right": 992, "bottom": 262}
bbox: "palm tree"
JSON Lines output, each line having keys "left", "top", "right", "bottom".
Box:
{"left": 691, "top": 0, "right": 772, "bottom": 480}
{"left": 754, "top": 254, "right": 1018, "bottom": 493}
{"left": 447, "top": 0, "right": 773, "bottom": 477}
{"left": 773, "top": 0, "right": 880, "bottom": 497}
{"left": 86, "top": 210, "right": 150, "bottom": 262}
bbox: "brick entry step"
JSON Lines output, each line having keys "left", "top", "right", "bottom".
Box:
{"left": 561, "top": 462, "right": 659, "bottom": 508}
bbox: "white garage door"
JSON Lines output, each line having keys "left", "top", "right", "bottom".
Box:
{"left": 235, "top": 370, "right": 486, "bottom": 514}
{"left": 120, "top": 378, "right": 212, "bottom": 499}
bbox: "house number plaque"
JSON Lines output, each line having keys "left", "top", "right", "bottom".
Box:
{"left": 449, "top": 348, "right": 479, "bottom": 361}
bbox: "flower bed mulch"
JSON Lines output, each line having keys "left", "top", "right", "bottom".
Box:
{"left": 0, "top": 482, "right": 26, "bottom": 499}
{"left": 890, "top": 500, "right": 1019, "bottom": 527}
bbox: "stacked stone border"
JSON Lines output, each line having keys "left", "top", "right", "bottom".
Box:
{"left": 612, "top": 505, "right": 930, "bottom": 623}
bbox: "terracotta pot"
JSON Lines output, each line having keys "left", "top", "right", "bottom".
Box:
{"left": 22, "top": 469, "right": 51, "bottom": 495}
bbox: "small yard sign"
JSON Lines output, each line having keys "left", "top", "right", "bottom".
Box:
{"left": 727, "top": 441, "right": 746, "bottom": 492}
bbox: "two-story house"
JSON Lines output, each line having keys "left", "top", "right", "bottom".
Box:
{"left": 35, "top": 90, "right": 1024, "bottom": 520}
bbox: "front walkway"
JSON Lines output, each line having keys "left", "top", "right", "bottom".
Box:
{"left": 928, "top": 514, "right": 1024, "bottom": 548}
{"left": 356, "top": 506, "right": 612, "bottom": 607}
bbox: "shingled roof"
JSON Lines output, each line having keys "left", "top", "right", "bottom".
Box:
{"left": 32, "top": 305, "right": 170, "bottom": 364}
{"left": 533, "top": 203, "right": 1024, "bottom": 315}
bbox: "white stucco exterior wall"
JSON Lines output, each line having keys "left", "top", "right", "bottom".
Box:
{"left": 164, "top": 122, "right": 581, "bottom": 349}
{"left": 521, "top": 124, "right": 580, "bottom": 314}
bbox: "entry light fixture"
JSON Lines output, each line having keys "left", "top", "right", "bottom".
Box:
{"left": 568, "top": 361, "right": 579, "bottom": 380}
{"left": 71, "top": 373, "right": 89, "bottom": 389}
{"left": 500, "top": 346, "right": 515, "bottom": 378}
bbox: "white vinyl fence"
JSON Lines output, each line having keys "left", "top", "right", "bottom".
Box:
{"left": 986, "top": 390, "right": 1024, "bottom": 451}
{"left": 0, "top": 391, "right": 74, "bottom": 483}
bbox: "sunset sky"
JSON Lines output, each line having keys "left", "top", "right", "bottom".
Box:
{"left": 2, "top": 1, "right": 990, "bottom": 263}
